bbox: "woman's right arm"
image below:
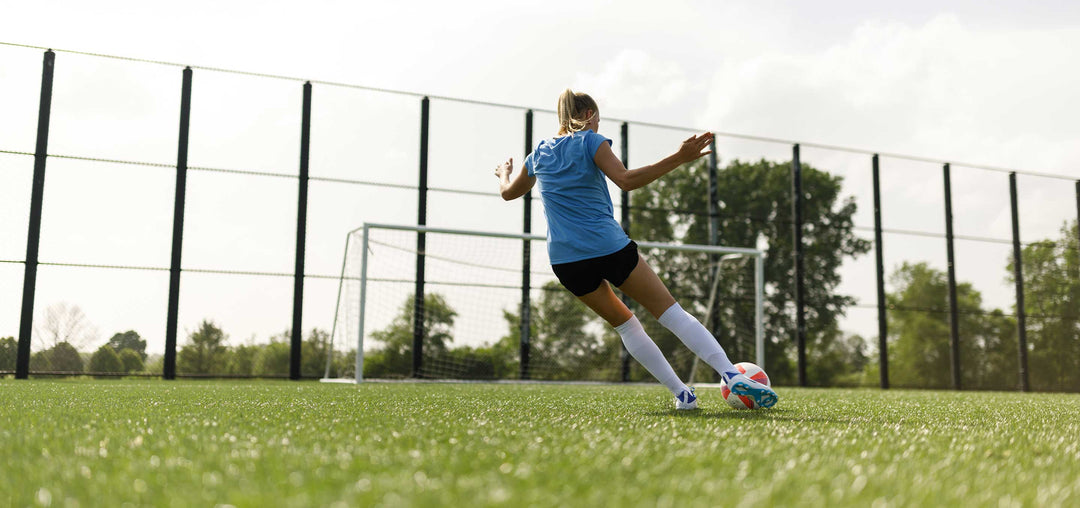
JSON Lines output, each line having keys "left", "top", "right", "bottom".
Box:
{"left": 594, "top": 132, "right": 715, "bottom": 191}
{"left": 495, "top": 157, "right": 535, "bottom": 201}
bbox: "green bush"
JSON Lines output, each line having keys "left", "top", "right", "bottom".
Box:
{"left": 89, "top": 345, "right": 124, "bottom": 375}
{"left": 30, "top": 342, "right": 83, "bottom": 373}
{"left": 0, "top": 337, "right": 16, "bottom": 371}
{"left": 119, "top": 348, "right": 144, "bottom": 373}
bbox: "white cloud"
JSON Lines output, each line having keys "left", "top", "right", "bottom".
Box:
{"left": 692, "top": 13, "right": 1080, "bottom": 339}
{"left": 701, "top": 13, "right": 1080, "bottom": 175}
{"left": 573, "top": 49, "right": 701, "bottom": 123}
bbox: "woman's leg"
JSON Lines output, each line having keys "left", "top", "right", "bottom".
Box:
{"left": 617, "top": 255, "right": 779, "bottom": 408}
{"left": 575, "top": 280, "right": 633, "bottom": 327}
{"left": 617, "top": 255, "right": 739, "bottom": 380}
{"left": 609, "top": 254, "right": 676, "bottom": 319}
{"left": 576, "top": 282, "right": 689, "bottom": 397}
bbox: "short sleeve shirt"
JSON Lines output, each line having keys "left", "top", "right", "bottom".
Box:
{"left": 524, "top": 129, "right": 630, "bottom": 264}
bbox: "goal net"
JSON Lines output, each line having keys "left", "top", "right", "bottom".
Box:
{"left": 322, "top": 223, "right": 764, "bottom": 384}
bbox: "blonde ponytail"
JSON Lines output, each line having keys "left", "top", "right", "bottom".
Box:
{"left": 557, "top": 89, "right": 599, "bottom": 135}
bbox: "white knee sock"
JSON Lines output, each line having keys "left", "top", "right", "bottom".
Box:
{"left": 658, "top": 302, "right": 740, "bottom": 382}
{"left": 614, "top": 315, "right": 689, "bottom": 396}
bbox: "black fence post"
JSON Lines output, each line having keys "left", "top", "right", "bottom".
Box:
{"left": 520, "top": 110, "right": 533, "bottom": 380}
{"left": 290, "top": 81, "right": 312, "bottom": 381}
{"left": 619, "top": 122, "right": 631, "bottom": 382}
{"left": 15, "top": 50, "right": 55, "bottom": 380}
{"left": 872, "top": 155, "right": 889, "bottom": 389}
{"left": 708, "top": 142, "right": 720, "bottom": 248}
{"left": 791, "top": 144, "right": 807, "bottom": 387}
{"left": 943, "top": 163, "right": 962, "bottom": 390}
{"left": 1009, "top": 173, "right": 1030, "bottom": 392}
{"left": 707, "top": 141, "right": 725, "bottom": 367}
{"left": 164, "top": 67, "right": 193, "bottom": 380}
{"left": 413, "top": 97, "right": 430, "bottom": 378}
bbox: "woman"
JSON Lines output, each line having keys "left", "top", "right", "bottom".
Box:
{"left": 495, "top": 89, "right": 777, "bottom": 410}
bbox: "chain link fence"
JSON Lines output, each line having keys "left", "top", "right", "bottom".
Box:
{"left": 1, "top": 42, "right": 1077, "bottom": 390}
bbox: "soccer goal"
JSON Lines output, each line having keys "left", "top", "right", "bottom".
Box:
{"left": 321, "top": 223, "right": 764, "bottom": 384}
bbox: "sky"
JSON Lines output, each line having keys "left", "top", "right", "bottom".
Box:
{"left": 1, "top": 0, "right": 1079, "bottom": 361}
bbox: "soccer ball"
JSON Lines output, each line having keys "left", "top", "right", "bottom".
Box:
{"left": 719, "top": 362, "right": 772, "bottom": 409}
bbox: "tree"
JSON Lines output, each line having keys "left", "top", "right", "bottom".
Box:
{"left": 106, "top": 331, "right": 147, "bottom": 360}
{"left": 630, "top": 158, "right": 871, "bottom": 385}
{"left": 34, "top": 302, "right": 97, "bottom": 351}
{"left": 89, "top": 345, "right": 123, "bottom": 374}
{"left": 178, "top": 320, "right": 227, "bottom": 375}
{"left": 119, "top": 349, "right": 144, "bottom": 373}
{"left": 332, "top": 349, "right": 358, "bottom": 379}
{"left": 30, "top": 342, "right": 83, "bottom": 373}
{"left": 886, "top": 262, "right": 1017, "bottom": 389}
{"left": 234, "top": 328, "right": 344, "bottom": 378}
{"left": 886, "top": 263, "right": 951, "bottom": 388}
{"left": 806, "top": 327, "right": 870, "bottom": 386}
{"left": 0, "top": 336, "right": 16, "bottom": 372}
{"left": 366, "top": 293, "right": 457, "bottom": 378}
{"left": 256, "top": 332, "right": 291, "bottom": 376}
{"left": 144, "top": 354, "right": 164, "bottom": 375}
{"left": 301, "top": 328, "right": 332, "bottom": 378}
{"left": 1009, "top": 220, "right": 1080, "bottom": 391}
{"left": 226, "top": 342, "right": 260, "bottom": 376}
{"left": 500, "top": 281, "right": 617, "bottom": 380}
{"left": 321, "top": 343, "right": 359, "bottom": 379}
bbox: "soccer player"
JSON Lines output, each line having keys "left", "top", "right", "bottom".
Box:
{"left": 494, "top": 89, "right": 777, "bottom": 410}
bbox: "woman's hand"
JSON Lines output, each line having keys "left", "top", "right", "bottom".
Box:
{"left": 496, "top": 157, "right": 536, "bottom": 200}
{"left": 675, "top": 132, "right": 715, "bottom": 164}
{"left": 495, "top": 158, "right": 513, "bottom": 179}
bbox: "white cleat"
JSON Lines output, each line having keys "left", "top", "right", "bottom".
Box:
{"left": 675, "top": 387, "right": 698, "bottom": 410}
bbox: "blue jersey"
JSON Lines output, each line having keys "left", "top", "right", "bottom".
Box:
{"left": 524, "top": 129, "right": 630, "bottom": 264}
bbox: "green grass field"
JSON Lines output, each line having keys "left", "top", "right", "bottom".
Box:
{"left": 2, "top": 380, "right": 1079, "bottom": 507}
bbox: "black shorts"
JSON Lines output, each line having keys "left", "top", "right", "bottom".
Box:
{"left": 551, "top": 241, "right": 640, "bottom": 297}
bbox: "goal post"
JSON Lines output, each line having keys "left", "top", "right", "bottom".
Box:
{"left": 322, "top": 222, "right": 765, "bottom": 384}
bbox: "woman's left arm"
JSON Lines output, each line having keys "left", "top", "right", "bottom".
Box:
{"left": 495, "top": 157, "right": 536, "bottom": 201}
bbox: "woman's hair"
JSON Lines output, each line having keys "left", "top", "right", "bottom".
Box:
{"left": 557, "top": 89, "right": 599, "bottom": 135}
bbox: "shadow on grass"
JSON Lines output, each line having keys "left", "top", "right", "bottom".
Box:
{"left": 645, "top": 407, "right": 854, "bottom": 425}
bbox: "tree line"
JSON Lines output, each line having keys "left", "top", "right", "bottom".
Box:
{"left": 0, "top": 321, "right": 351, "bottom": 378}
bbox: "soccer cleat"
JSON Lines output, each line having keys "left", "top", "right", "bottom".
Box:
{"left": 675, "top": 387, "right": 698, "bottom": 410}
{"left": 726, "top": 373, "right": 778, "bottom": 409}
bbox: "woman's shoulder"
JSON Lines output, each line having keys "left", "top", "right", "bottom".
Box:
{"left": 571, "top": 130, "right": 611, "bottom": 147}
{"left": 583, "top": 129, "right": 610, "bottom": 140}
{"left": 537, "top": 133, "right": 575, "bottom": 151}
{"left": 546, "top": 130, "right": 607, "bottom": 144}
{"left": 534, "top": 130, "right": 609, "bottom": 158}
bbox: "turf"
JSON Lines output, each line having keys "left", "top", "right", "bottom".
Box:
{"left": 2, "top": 380, "right": 1079, "bottom": 507}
